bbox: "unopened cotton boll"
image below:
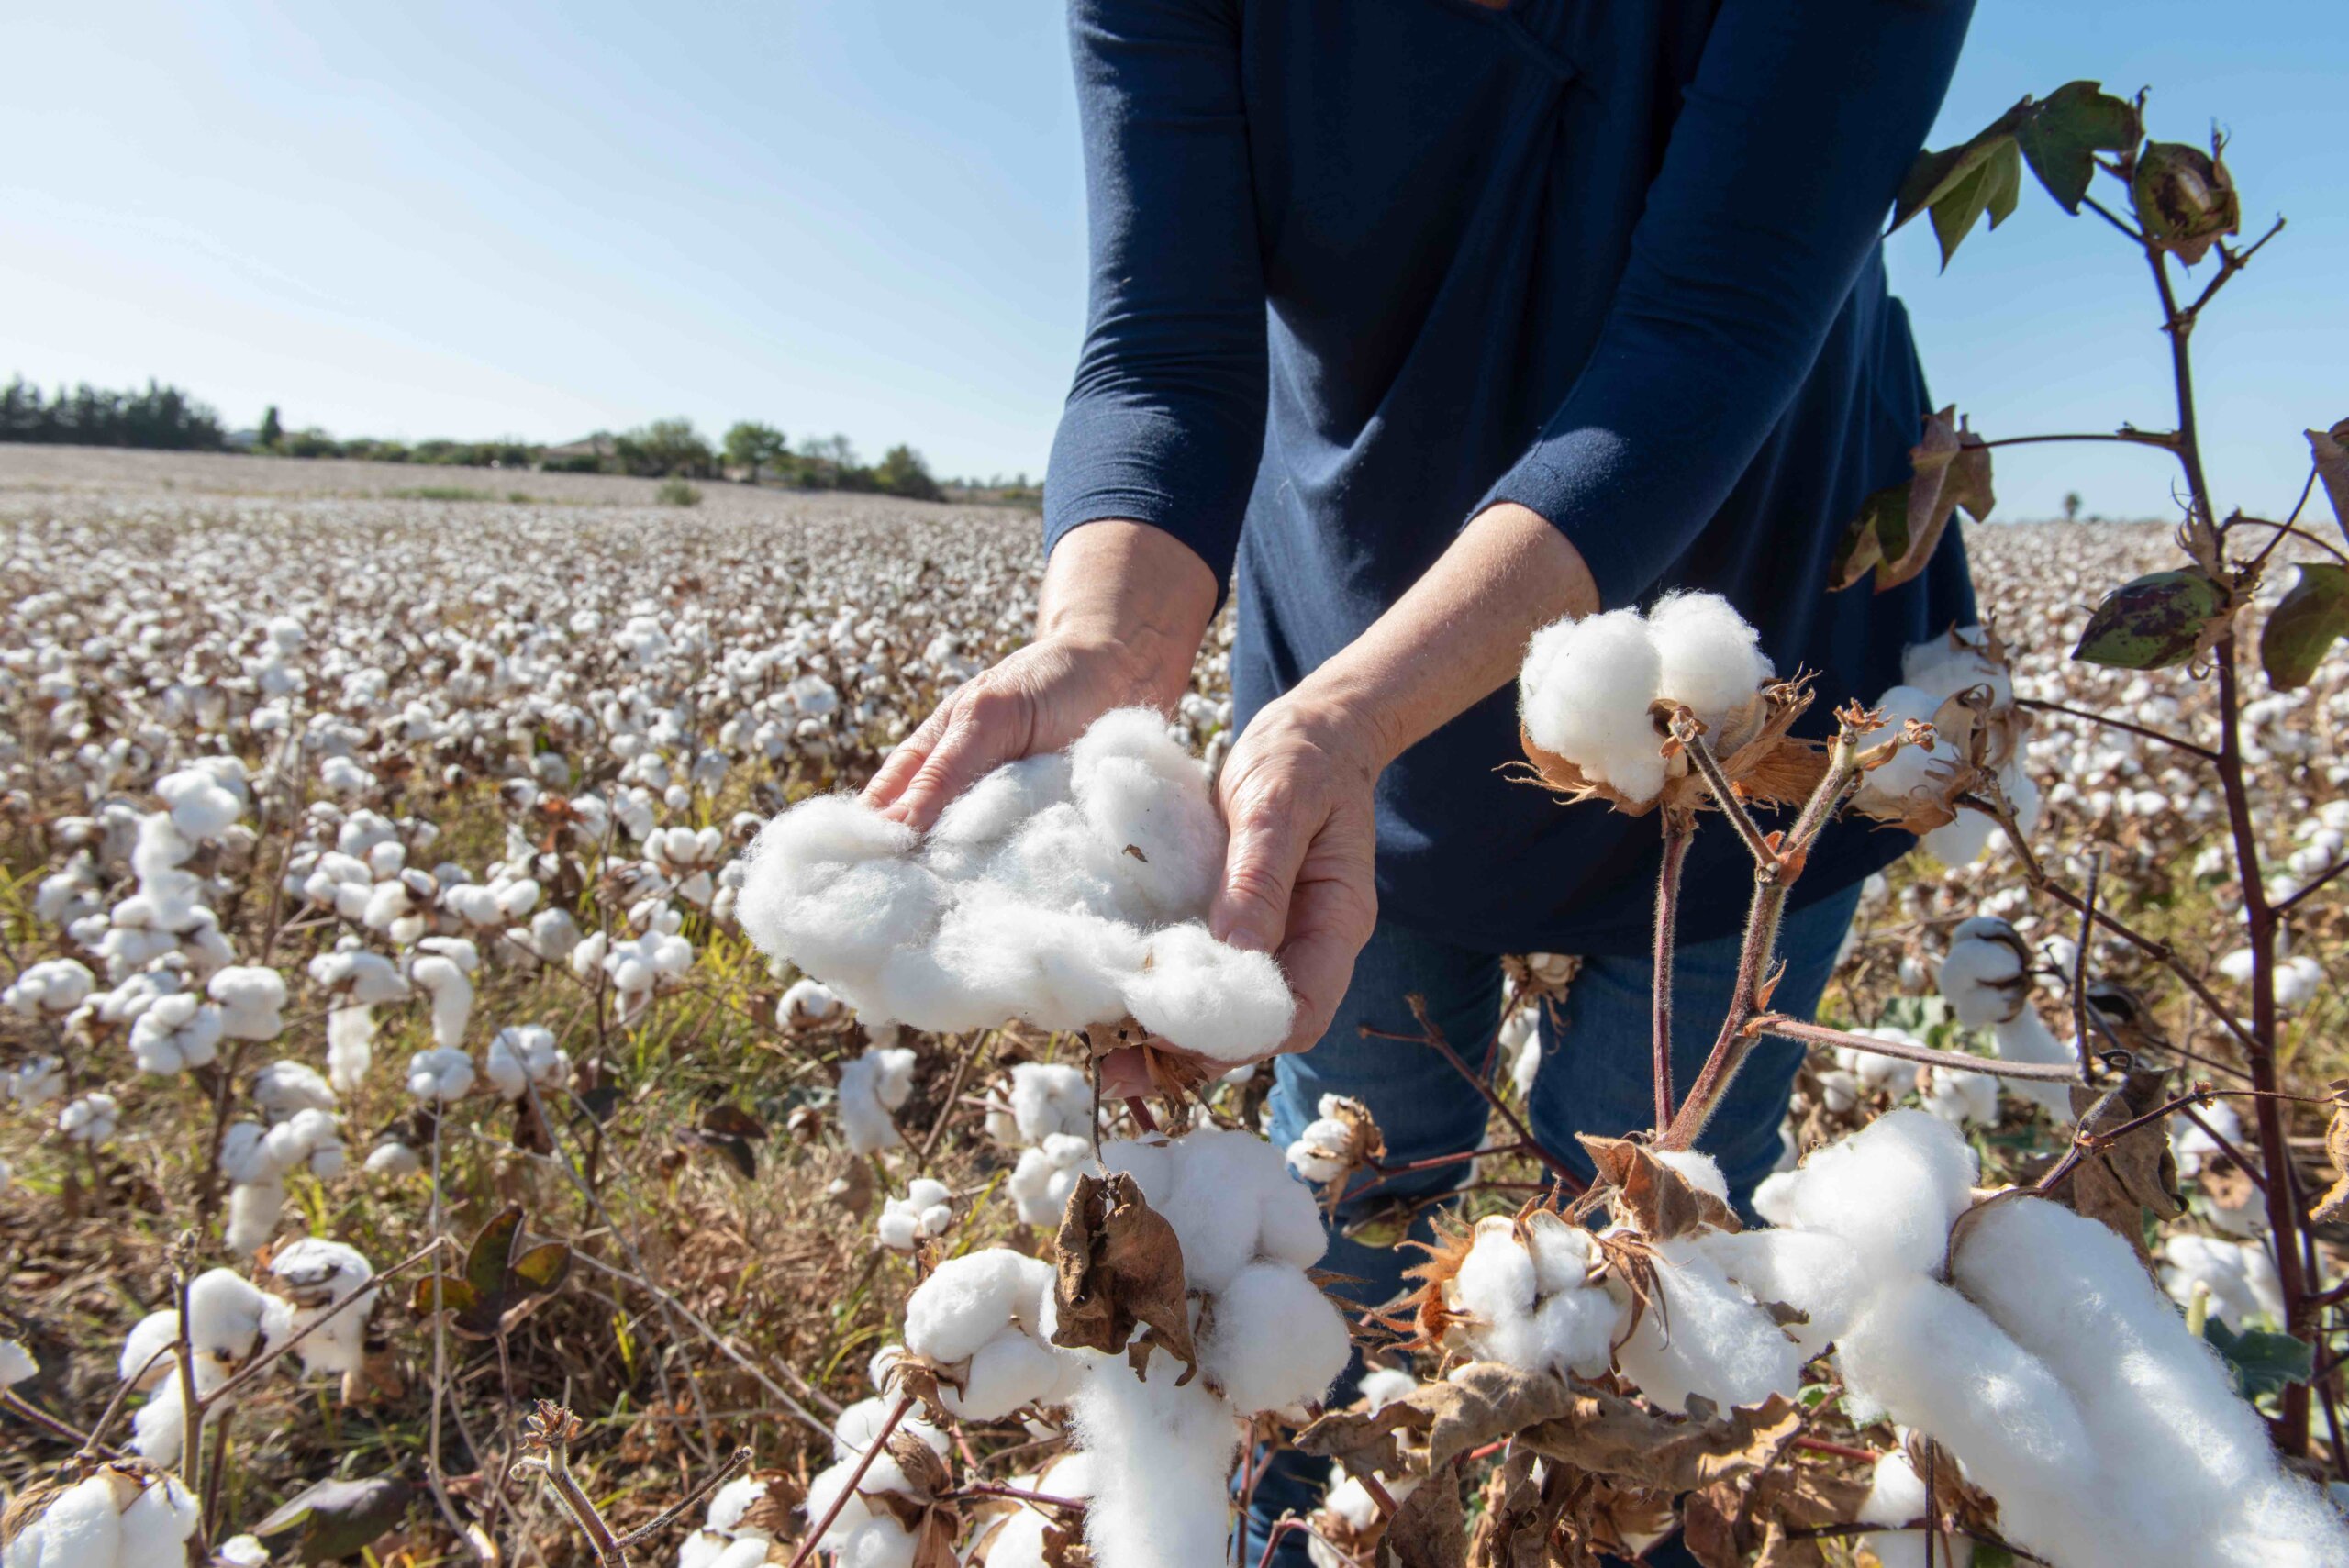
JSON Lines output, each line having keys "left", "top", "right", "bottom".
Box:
{"left": 1518, "top": 609, "right": 1668, "bottom": 802}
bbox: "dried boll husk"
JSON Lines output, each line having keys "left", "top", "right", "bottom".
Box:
{"left": 1517, "top": 680, "right": 1823, "bottom": 819}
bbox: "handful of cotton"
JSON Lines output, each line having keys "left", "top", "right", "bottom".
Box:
{"left": 737, "top": 708, "right": 1293, "bottom": 1065}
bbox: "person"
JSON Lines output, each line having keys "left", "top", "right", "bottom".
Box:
{"left": 864, "top": 1, "right": 1979, "bottom": 1560}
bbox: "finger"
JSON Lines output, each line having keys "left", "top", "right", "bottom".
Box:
{"left": 1270, "top": 862, "right": 1378, "bottom": 1055}
{"left": 1208, "top": 784, "right": 1309, "bottom": 956}
{"left": 889, "top": 679, "right": 1031, "bottom": 832}
{"left": 862, "top": 690, "right": 963, "bottom": 814}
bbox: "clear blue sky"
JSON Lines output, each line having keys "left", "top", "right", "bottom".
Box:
{"left": 2, "top": 2, "right": 2339, "bottom": 517}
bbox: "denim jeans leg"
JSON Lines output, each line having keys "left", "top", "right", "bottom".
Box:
{"left": 1526, "top": 884, "right": 1864, "bottom": 1212}
{"left": 1246, "top": 920, "right": 1502, "bottom": 1568}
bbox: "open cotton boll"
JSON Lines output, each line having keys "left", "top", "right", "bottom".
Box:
{"left": 3, "top": 957, "right": 95, "bottom": 1018}
{"left": 904, "top": 1249, "right": 1055, "bottom": 1368}
{"left": 876, "top": 1178, "right": 955, "bottom": 1252}
{"left": 0, "top": 1339, "right": 35, "bottom": 1386}
{"left": 1009, "top": 1134, "right": 1093, "bottom": 1227}
{"left": 1690, "top": 1227, "right": 1869, "bottom": 1357}
{"left": 1122, "top": 923, "right": 1293, "bottom": 1064}
{"left": 406, "top": 1046, "right": 474, "bottom": 1102}
{"left": 1921, "top": 1062, "right": 1998, "bottom": 1128}
{"left": 1647, "top": 592, "right": 1773, "bottom": 731}
{"left": 1518, "top": 609, "right": 1668, "bottom": 802}
{"left": 831, "top": 1394, "right": 949, "bottom": 1465}
{"left": 1851, "top": 686, "right": 1959, "bottom": 818}
{"left": 1614, "top": 1238, "right": 1805, "bottom": 1415}
{"left": 1856, "top": 1450, "right": 1957, "bottom": 1568}
{"left": 1833, "top": 1273, "right": 2093, "bottom": 1558}
{"left": 1902, "top": 626, "right": 2011, "bottom": 710}
{"left": 408, "top": 953, "right": 474, "bottom": 1048}
{"left": 981, "top": 1455, "right": 1097, "bottom": 1568}
{"left": 837, "top": 1044, "right": 918, "bottom": 1155}
{"left": 1778, "top": 1109, "right": 1978, "bottom": 1277}
{"left": 1072, "top": 1356, "right": 1241, "bottom": 1568}
{"left": 2159, "top": 1234, "right": 2284, "bottom": 1330}
{"left": 1937, "top": 918, "right": 2028, "bottom": 1029}
{"left": 129, "top": 992, "right": 227, "bottom": 1074}
{"left": 1066, "top": 706, "right": 1226, "bottom": 920}
{"left": 262, "top": 1238, "right": 377, "bottom": 1375}
{"left": 1286, "top": 1115, "right": 1358, "bottom": 1184}
{"left": 1453, "top": 1217, "right": 1539, "bottom": 1327}
{"left": 1355, "top": 1366, "right": 1419, "bottom": 1411}
{"left": 1153, "top": 1128, "right": 1327, "bottom": 1290}
{"left": 777, "top": 975, "right": 840, "bottom": 1027}
{"left": 1832, "top": 1034, "right": 1918, "bottom": 1098}
{"left": 60, "top": 1092, "right": 121, "bottom": 1145}
{"left": 252, "top": 1060, "right": 337, "bottom": 1122}
{"left": 1199, "top": 1261, "right": 1350, "bottom": 1416}
{"left": 990, "top": 1061, "right": 1094, "bottom": 1147}
{"left": 484, "top": 1025, "right": 568, "bottom": 1102}
{"left": 1990, "top": 1007, "right": 2076, "bottom": 1121}
{"left": 1953, "top": 1196, "right": 2349, "bottom": 1568}
{"left": 206, "top": 965, "right": 287, "bottom": 1040}
{"left": 941, "top": 1325, "right": 1083, "bottom": 1421}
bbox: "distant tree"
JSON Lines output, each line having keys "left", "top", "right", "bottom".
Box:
{"left": 874, "top": 443, "right": 943, "bottom": 502}
{"left": 258, "top": 405, "right": 283, "bottom": 450}
{"left": 615, "top": 417, "right": 717, "bottom": 478}
{"left": 282, "top": 428, "right": 340, "bottom": 459}
{"left": 724, "top": 421, "right": 789, "bottom": 484}
{"left": 0, "top": 376, "right": 226, "bottom": 450}
{"left": 2063, "top": 490, "right": 2083, "bottom": 523}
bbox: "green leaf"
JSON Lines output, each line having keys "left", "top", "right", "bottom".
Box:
{"left": 1973, "top": 1547, "right": 2019, "bottom": 1568}
{"left": 2260, "top": 562, "right": 2349, "bottom": 691}
{"left": 1829, "top": 480, "right": 1905, "bottom": 591}
{"left": 2203, "top": 1318, "right": 2314, "bottom": 1400}
{"left": 409, "top": 1274, "right": 479, "bottom": 1318}
{"left": 509, "top": 1240, "right": 574, "bottom": 1296}
{"left": 1892, "top": 99, "right": 2030, "bottom": 234}
{"left": 2014, "top": 81, "right": 2142, "bottom": 213}
{"left": 1926, "top": 139, "right": 2024, "bottom": 269}
{"left": 2072, "top": 570, "right": 2230, "bottom": 669}
{"left": 465, "top": 1205, "right": 524, "bottom": 1304}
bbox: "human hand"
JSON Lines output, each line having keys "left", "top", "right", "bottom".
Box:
{"left": 860, "top": 633, "right": 1164, "bottom": 831}
{"left": 1205, "top": 683, "right": 1386, "bottom": 1059}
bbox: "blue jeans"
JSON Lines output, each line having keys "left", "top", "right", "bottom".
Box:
{"left": 1245, "top": 883, "right": 1862, "bottom": 1568}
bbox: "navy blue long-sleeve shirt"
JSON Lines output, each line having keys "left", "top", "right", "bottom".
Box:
{"left": 1043, "top": 0, "right": 1980, "bottom": 956}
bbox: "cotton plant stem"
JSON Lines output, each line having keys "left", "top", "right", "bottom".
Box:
{"left": 518, "top": 1441, "right": 630, "bottom": 1567}
{"left": 612, "top": 1444, "right": 753, "bottom": 1551}
{"left": 1749, "top": 1017, "right": 2085, "bottom": 1083}
{"left": 1652, "top": 813, "right": 1693, "bottom": 1133}
{"left": 1387, "top": 995, "right": 1584, "bottom": 1192}
{"left": 787, "top": 1392, "right": 913, "bottom": 1568}
{"left": 172, "top": 1254, "right": 206, "bottom": 1498}
{"left": 0, "top": 1386, "right": 100, "bottom": 1449}
{"left": 2013, "top": 697, "right": 2217, "bottom": 760}
{"left": 2068, "top": 853, "right": 2104, "bottom": 1081}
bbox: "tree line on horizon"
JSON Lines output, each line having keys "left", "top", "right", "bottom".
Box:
{"left": 0, "top": 375, "right": 955, "bottom": 501}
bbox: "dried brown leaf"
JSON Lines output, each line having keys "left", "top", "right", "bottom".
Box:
{"left": 1384, "top": 1468, "right": 1467, "bottom": 1568}
{"left": 1048, "top": 1172, "right": 1197, "bottom": 1382}
{"left": 2064, "top": 1066, "right": 2184, "bottom": 1262}
{"left": 1577, "top": 1135, "right": 1742, "bottom": 1241}
{"left": 2310, "top": 1079, "right": 2349, "bottom": 1226}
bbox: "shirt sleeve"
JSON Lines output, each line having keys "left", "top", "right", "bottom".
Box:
{"left": 1475, "top": 0, "right": 1976, "bottom": 610}
{"left": 1042, "top": 0, "right": 1268, "bottom": 588}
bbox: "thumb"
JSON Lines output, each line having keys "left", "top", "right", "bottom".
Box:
{"left": 1209, "top": 796, "right": 1307, "bottom": 956}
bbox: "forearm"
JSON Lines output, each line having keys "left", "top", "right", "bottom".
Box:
{"left": 1306, "top": 503, "right": 1599, "bottom": 770}
{"left": 1036, "top": 519, "right": 1220, "bottom": 710}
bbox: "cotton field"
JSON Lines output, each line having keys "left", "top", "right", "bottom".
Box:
{"left": 1, "top": 448, "right": 2345, "bottom": 1568}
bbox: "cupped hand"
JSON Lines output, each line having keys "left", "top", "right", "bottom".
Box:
{"left": 1207, "top": 686, "right": 1385, "bottom": 1059}
{"left": 861, "top": 634, "right": 1157, "bottom": 831}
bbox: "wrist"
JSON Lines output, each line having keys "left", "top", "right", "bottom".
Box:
{"left": 1284, "top": 660, "right": 1408, "bottom": 780}
{"left": 1043, "top": 625, "right": 1196, "bottom": 710}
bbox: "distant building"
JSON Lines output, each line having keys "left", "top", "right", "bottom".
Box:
{"left": 537, "top": 433, "right": 612, "bottom": 470}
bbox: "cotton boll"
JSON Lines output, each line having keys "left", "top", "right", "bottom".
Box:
{"left": 206, "top": 965, "right": 288, "bottom": 1040}
{"left": 1647, "top": 592, "right": 1772, "bottom": 732}
{"left": 408, "top": 953, "right": 474, "bottom": 1048}
{"left": 13, "top": 1473, "right": 124, "bottom": 1567}
{"left": 1921, "top": 1062, "right": 1998, "bottom": 1128}
{"left": 1452, "top": 1218, "right": 1538, "bottom": 1327}
{"left": 903, "top": 1250, "right": 1055, "bottom": 1367}
{"left": 1952, "top": 1196, "right": 2349, "bottom": 1567}
{"left": 263, "top": 1238, "right": 377, "bottom": 1375}
{"left": 1903, "top": 627, "right": 2011, "bottom": 710}
{"left": 1834, "top": 1273, "right": 2094, "bottom": 1564}
{"left": 1123, "top": 923, "right": 1294, "bottom": 1064}
{"left": 1857, "top": 1450, "right": 1953, "bottom": 1568}
{"left": 778, "top": 976, "right": 839, "bottom": 1027}
{"left": 1067, "top": 706, "right": 1225, "bottom": 920}
{"left": 484, "top": 1025, "right": 567, "bottom": 1102}
{"left": 1613, "top": 1240, "right": 1805, "bottom": 1415}
{"left": 1355, "top": 1366, "right": 1419, "bottom": 1411}
{"left": 1690, "top": 1228, "right": 1867, "bottom": 1358}
{"left": 1200, "top": 1262, "right": 1351, "bottom": 1416}
{"left": 1010, "top": 1135, "right": 1093, "bottom": 1228}
{"left": 1990, "top": 1007, "right": 2077, "bottom": 1121}
{"left": 1071, "top": 1357, "right": 1241, "bottom": 1568}
{"left": 836, "top": 1518, "right": 918, "bottom": 1568}
{"left": 997, "top": 1061, "right": 1094, "bottom": 1146}
{"left": 1852, "top": 685, "right": 1960, "bottom": 820}
{"left": 251, "top": 1060, "right": 336, "bottom": 1122}
{"left": 802, "top": 1459, "right": 879, "bottom": 1547}
{"left": 1286, "top": 1117, "right": 1356, "bottom": 1183}
{"left": 406, "top": 1046, "right": 475, "bottom": 1103}
{"left": 836, "top": 1044, "right": 917, "bottom": 1155}
{"left": 1834, "top": 1029, "right": 1924, "bottom": 1098}
{"left": 830, "top": 1395, "right": 949, "bottom": 1465}
{"left": 60, "top": 1092, "right": 121, "bottom": 1145}
{"left": 1937, "top": 918, "right": 2027, "bottom": 1029}
{"left": 128, "top": 993, "right": 225, "bottom": 1073}
{"left": 1648, "top": 1148, "right": 1730, "bottom": 1205}
{"left": 941, "top": 1328, "right": 1073, "bottom": 1421}
{"left": 1532, "top": 1286, "right": 1620, "bottom": 1380}
{"left": 1518, "top": 610, "right": 1667, "bottom": 801}
{"left": 2159, "top": 1235, "right": 2284, "bottom": 1330}
{"left": 1921, "top": 806, "right": 2001, "bottom": 865}
{"left": 1779, "top": 1109, "right": 1977, "bottom": 1277}
{"left": 2, "top": 957, "right": 95, "bottom": 1018}
{"left": 1523, "top": 1211, "right": 1598, "bottom": 1296}
{"left": 225, "top": 1179, "right": 288, "bottom": 1254}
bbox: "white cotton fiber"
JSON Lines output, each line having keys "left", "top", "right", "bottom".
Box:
{"left": 1071, "top": 1357, "right": 1241, "bottom": 1568}
{"left": 1833, "top": 1273, "right": 2093, "bottom": 1559}
{"left": 1009, "top": 1134, "right": 1092, "bottom": 1227}
{"left": 1518, "top": 610, "right": 1668, "bottom": 802}
{"left": 1990, "top": 1007, "right": 2076, "bottom": 1121}
{"left": 1524, "top": 1211, "right": 1597, "bottom": 1296}
{"left": 1356, "top": 1366, "right": 1419, "bottom": 1411}
{"left": 1648, "top": 592, "right": 1774, "bottom": 732}
{"left": 1122, "top": 924, "right": 1294, "bottom": 1064}
{"left": 1937, "top": 918, "right": 2026, "bottom": 1029}
{"left": 1689, "top": 1227, "right": 1868, "bottom": 1357}
{"left": 1952, "top": 1197, "right": 2349, "bottom": 1568}
{"left": 738, "top": 711, "right": 1294, "bottom": 1058}
{"left": 991, "top": 1061, "right": 1095, "bottom": 1147}
{"left": 2158, "top": 1234, "right": 2284, "bottom": 1331}
{"left": 1776, "top": 1109, "right": 1977, "bottom": 1277}
{"left": 1857, "top": 1450, "right": 1950, "bottom": 1568}
{"left": 941, "top": 1328, "right": 1072, "bottom": 1421}
{"left": 1648, "top": 1148, "right": 1730, "bottom": 1205}
{"left": 837, "top": 1044, "right": 917, "bottom": 1155}
{"left": 903, "top": 1250, "right": 1054, "bottom": 1367}
{"left": 1199, "top": 1261, "right": 1350, "bottom": 1416}
{"left": 1614, "top": 1239, "right": 1805, "bottom": 1415}
{"left": 1453, "top": 1218, "right": 1538, "bottom": 1326}
{"left": 1099, "top": 1139, "right": 1174, "bottom": 1204}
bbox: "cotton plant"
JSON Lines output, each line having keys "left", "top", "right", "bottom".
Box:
{"left": 307, "top": 945, "right": 410, "bottom": 1091}
{"left": 125, "top": 1267, "right": 276, "bottom": 1465}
